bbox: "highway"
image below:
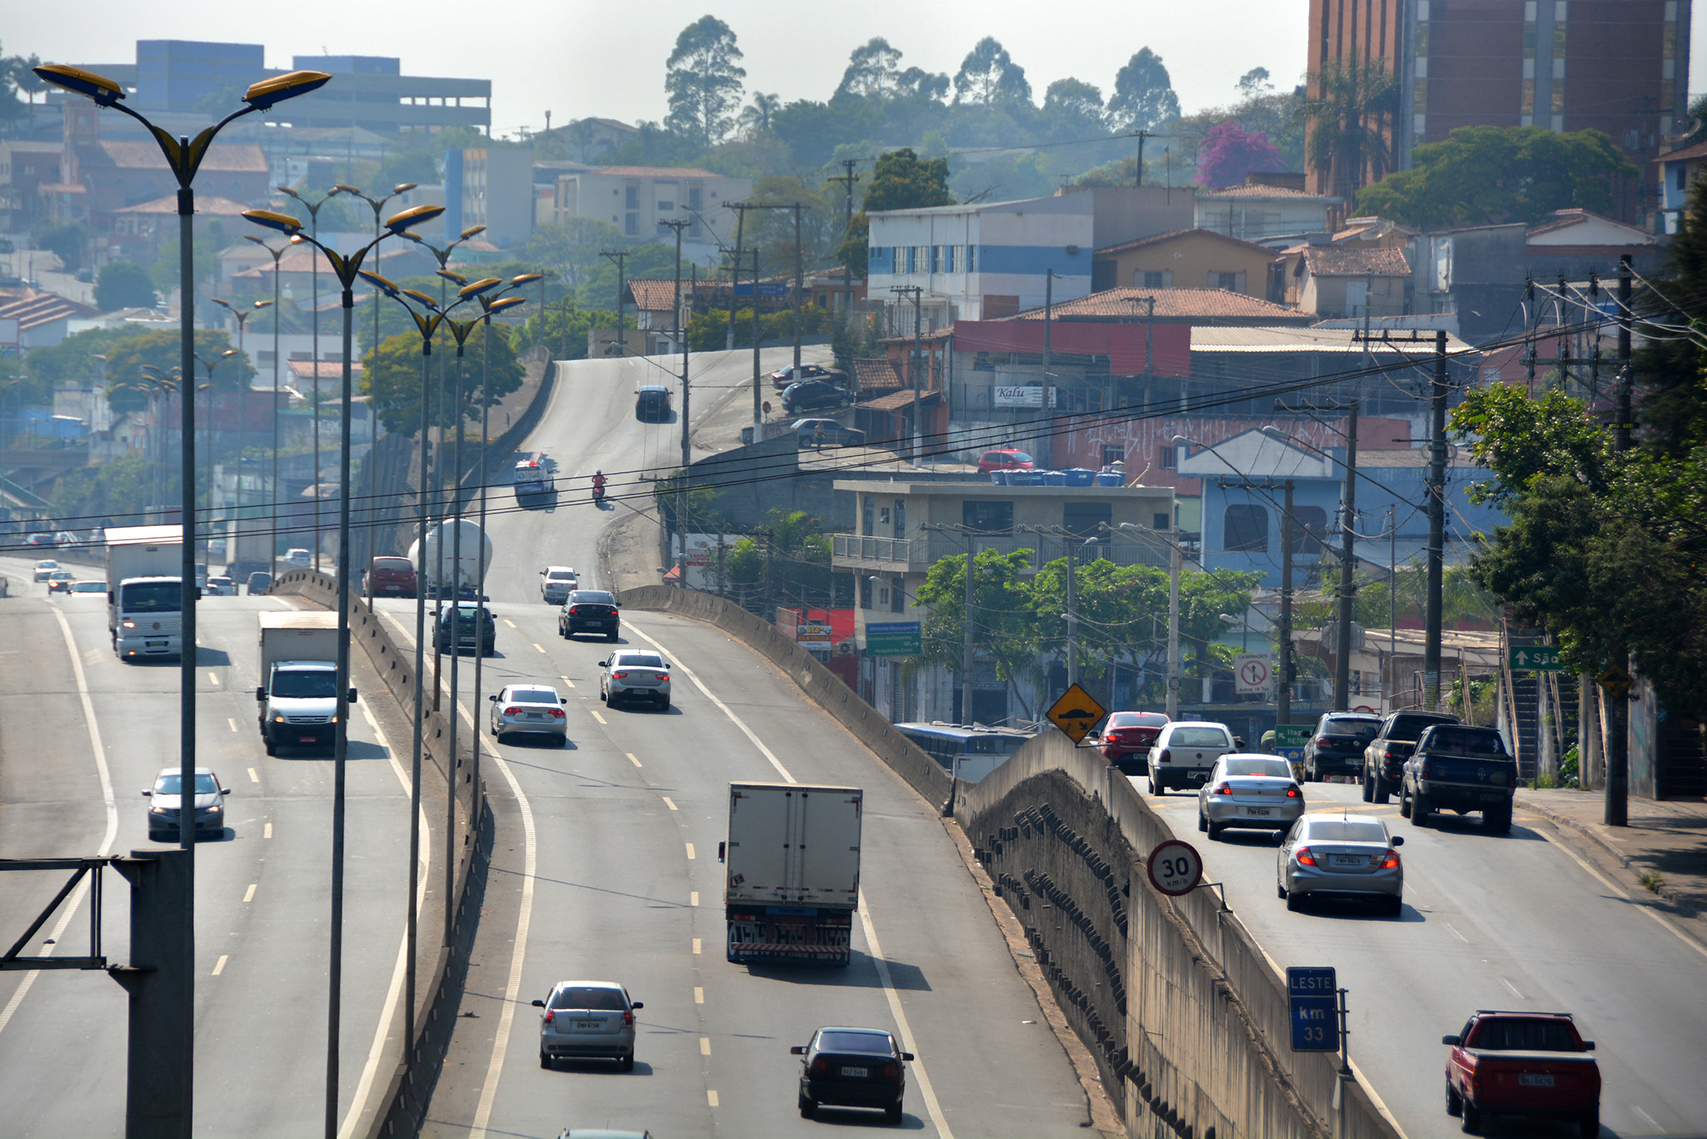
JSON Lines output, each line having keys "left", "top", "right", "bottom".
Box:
{"left": 381, "top": 348, "right": 1100, "bottom": 1137}
{"left": 0, "top": 560, "right": 424, "bottom": 1138}
{"left": 1140, "top": 778, "right": 1707, "bottom": 1138}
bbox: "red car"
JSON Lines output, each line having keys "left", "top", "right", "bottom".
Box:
{"left": 363, "top": 555, "right": 418, "bottom": 598}
{"left": 1097, "top": 711, "right": 1170, "bottom": 775}
{"left": 976, "top": 449, "right": 1035, "bottom": 473}
{"left": 1443, "top": 1011, "right": 1600, "bottom": 1137}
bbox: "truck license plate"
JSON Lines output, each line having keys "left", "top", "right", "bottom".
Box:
{"left": 840, "top": 1066, "right": 868, "bottom": 1078}
{"left": 1518, "top": 1074, "right": 1555, "bottom": 1087}
{"left": 1246, "top": 807, "right": 1272, "bottom": 816}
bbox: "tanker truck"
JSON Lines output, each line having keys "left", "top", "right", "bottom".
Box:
{"left": 406, "top": 518, "right": 493, "bottom": 600}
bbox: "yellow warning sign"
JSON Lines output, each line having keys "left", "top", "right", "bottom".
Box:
{"left": 1598, "top": 663, "right": 1633, "bottom": 699}
{"left": 1047, "top": 683, "right": 1107, "bottom": 744}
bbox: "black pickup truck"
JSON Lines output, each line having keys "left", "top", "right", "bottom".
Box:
{"left": 1400, "top": 724, "right": 1518, "bottom": 833}
{"left": 1362, "top": 710, "right": 1459, "bottom": 803}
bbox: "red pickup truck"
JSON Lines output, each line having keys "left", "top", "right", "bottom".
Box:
{"left": 1442, "top": 1011, "right": 1600, "bottom": 1136}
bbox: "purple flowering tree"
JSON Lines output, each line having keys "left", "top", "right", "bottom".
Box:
{"left": 1195, "top": 120, "right": 1285, "bottom": 188}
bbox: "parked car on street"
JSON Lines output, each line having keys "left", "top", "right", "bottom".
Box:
{"left": 976, "top": 449, "right": 1035, "bottom": 473}
{"left": 1302, "top": 712, "right": 1383, "bottom": 781}
{"left": 533, "top": 980, "right": 642, "bottom": 1070}
{"left": 771, "top": 362, "right": 848, "bottom": 390}
{"left": 143, "top": 767, "right": 231, "bottom": 842}
{"left": 560, "top": 589, "right": 620, "bottom": 641}
{"left": 1400, "top": 724, "right": 1517, "bottom": 832}
{"left": 1362, "top": 710, "right": 1460, "bottom": 803}
{"left": 1096, "top": 710, "right": 1170, "bottom": 775}
{"left": 1442, "top": 1011, "right": 1600, "bottom": 1138}
{"left": 791, "top": 1026, "right": 913, "bottom": 1123}
{"left": 1145, "top": 721, "right": 1236, "bottom": 795}
{"left": 1197, "top": 754, "right": 1303, "bottom": 839}
{"left": 599, "top": 649, "right": 671, "bottom": 710}
{"left": 781, "top": 379, "right": 849, "bottom": 414}
{"left": 489, "top": 683, "right": 569, "bottom": 745}
{"left": 1276, "top": 813, "right": 1404, "bottom": 915}
{"left": 539, "top": 565, "right": 578, "bottom": 604}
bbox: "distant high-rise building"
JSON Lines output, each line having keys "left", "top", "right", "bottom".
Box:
{"left": 1307, "top": 0, "right": 1690, "bottom": 216}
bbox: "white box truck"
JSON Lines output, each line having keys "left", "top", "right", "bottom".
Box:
{"left": 719, "top": 782, "right": 862, "bottom": 966}
{"left": 256, "top": 611, "right": 351, "bottom": 756}
{"left": 406, "top": 517, "right": 493, "bottom": 600}
{"left": 105, "top": 524, "right": 184, "bottom": 661}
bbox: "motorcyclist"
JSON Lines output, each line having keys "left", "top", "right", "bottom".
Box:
{"left": 591, "top": 469, "right": 607, "bottom": 499}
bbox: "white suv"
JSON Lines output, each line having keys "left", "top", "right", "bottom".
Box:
{"left": 1145, "top": 721, "right": 1236, "bottom": 796}
{"left": 539, "top": 565, "right": 577, "bottom": 604}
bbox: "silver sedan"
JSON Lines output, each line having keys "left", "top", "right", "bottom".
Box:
{"left": 533, "top": 980, "right": 642, "bottom": 1070}
{"left": 599, "top": 650, "right": 671, "bottom": 710}
{"left": 488, "top": 684, "right": 568, "bottom": 745}
{"left": 1197, "top": 754, "right": 1303, "bottom": 840}
{"left": 1276, "top": 813, "right": 1405, "bottom": 916}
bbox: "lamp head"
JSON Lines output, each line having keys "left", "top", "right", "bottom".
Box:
{"left": 242, "top": 70, "right": 332, "bottom": 111}
{"left": 401, "top": 288, "right": 440, "bottom": 310}
{"left": 243, "top": 209, "right": 305, "bottom": 236}
{"left": 510, "top": 273, "right": 545, "bottom": 286}
{"left": 384, "top": 204, "right": 444, "bottom": 234}
{"left": 33, "top": 64, "right": 125, "bottom": 105}
{"left": 221, "top": 349, "right": 238, "bottom": 359}
{"left": 1170, "top": 434, "right": 1192, "bottom": 447}
{"left": 358, "top": 270, "right": 399, "bottom": 298}
{"left": 334, "top": 183, "right": 362, "bottom": 196}
{"left": 458, "top": 225, "right": 487, "bottom": 240}
{"left": 392, "top": 183, "right": 419, "bottom": 195}
{"left": 1260, "top": 425, "right": 1287, "bottom": 440}
{"left": 459, "top": 277, "right": 504, "bottom": 299}
{"left": 253, "top": 299, "right": 273, "bottom": 310}
{"left": 486, "top": 296, "right": 526, "bottom": 314}
{"left": 436, "top": 269, "right": 468, "bottom": 286}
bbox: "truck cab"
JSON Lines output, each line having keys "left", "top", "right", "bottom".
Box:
{"left": 258, "top": 661, "right": 352, "bottom": 755}
{"left": 112, "top": 575, "right": 185, "bottom": 660}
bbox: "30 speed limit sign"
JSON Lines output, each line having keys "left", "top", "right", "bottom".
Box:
{"left": 1147, "top": 839, "right": 1204, "bottom": 896}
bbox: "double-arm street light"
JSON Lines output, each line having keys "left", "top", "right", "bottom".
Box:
{"left": 34, "top": 59, "right": 330, "bottom": 1138}
{"left": 243, "top": 200, "right": 443, "bottom": 1139}
{"left": 244, "top": 236, "right": 289, "bottom": 567}
{"left": 194, "top": 349, "right": 238, "bottom": 580}
{"left": 213, "top": 298, "right": 270, "bottom": 572}
{"left": 277, "top": 184, "right": 344, "bottom": 572}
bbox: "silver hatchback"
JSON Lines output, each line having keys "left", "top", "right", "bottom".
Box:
{"left": 599, "top": 650, "right": 671, "bottom": 710}
{"left": 533, "top": 980, "right": 643, "bottom": 1070}
{"left": 1198, "top": 754, "right": 1303, "bottom": 840}
{"left": 1276, "top": 813, "right": 1405, "bottom": 916}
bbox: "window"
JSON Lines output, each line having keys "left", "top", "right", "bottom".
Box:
{"left": 891, "top": 577, "right": 906, "bottom": 614}
{"left": 1292, "top": 505, "right": 1328, "bottom": 554}
{"left": 967, "top": 244, "right": 977, "bottom": 272}
{"left": 894, "top": 246, "right": 906, "bottom": 274}
{"left": 687, "top": 184, "right": 703, "bottom": 210}
{"left": 945, "top": 245, "right": 958, "bottom": 273}
{"left": 878, "top": 507, "right": 890, "bottom": 526}
{"left": 1225, "top": 504, "right": 1269, "bottom": 552}
{"left": 1213, "top": 270, "right": 1242, "bottom": 291}
{"left": 931, "top": 245, "right": 943, "bottom": 273}
{"left": 963, "top": 500, "right": 1014, "bottom": 534}
{"left": 1063, "top": 501, "right": 1111, "bottom": 538}
{"left": 1160, "top": 444, "right": 1177, "bottom": 470}
{"left": 893, "top": 499, "right": 906, "bottom": 538}
{"left": 915, "top": 246, "right": 930, "bottom": 274}
{"left": 862, "top": 495, "right": 875, "bottom": 535}
{"left": 1139, "top": 269, "right": 1171, "bottom": 288}
{"left": 1153, "top": 512, "right": 1170, "bottom": 531}
{"left": 1101, "top": 445, "right": 1125, "bottom": 466}
{"left": 860, "top": 575, "right": 873, "bottom": 609}
{"left": 624, "top": 213, "right": 639, "bottom": 236}
{"left": 624, "top": 184, "right": 640, "bottom": 209}
{"left": 657, "top": 200, "right": 674, "bottom": 212}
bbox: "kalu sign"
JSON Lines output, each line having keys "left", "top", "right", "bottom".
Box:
{"left": 993, "top": 386, "right": 1048, "bottom": 408}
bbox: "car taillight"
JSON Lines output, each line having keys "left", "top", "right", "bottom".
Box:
{"left": 657, "top": 673, "right": 669, "bottom": 681}
{"left": 505, "top": 706, "right": 523, "bottom": 715}
{"left": 1383, "top": 748, "right": 1396, "bottom": 760}
{"left": 543, "top": 1010, "right": 554, "bottom": 1025}
{"left": 809, "top": 1057, "right": 828, "bottom": 1077}
{"left": 1317, "top": 737, "right": 1331, "bottom": 748}
{"left": 549, "top": 709, "right": 565, "bottom": 718}
{"left": 1379, "top": 850, "right": 1401, "bottom": 870}
{"left": 1419, "top": 761, "right": 1433, "bottom": 779}
{"left": 612, "top": 671, "right": 628, "bottom": 679}
{"left": 624, "top": 1010, "right": 634, "bottom": 1026}
{"left": 1158, "top": 748, "right": 1171, "bottom": 764}
{"left": 569, "top": 605, "right": 581, "bottom": 614}
{"left": 1215, "top": 783, "right": 1232, "bottom": 795}
{"left": 1286, "top": 785, "right": 1301, "bottom": 798}
{"left": 882, "top": 1061, "right": 900, "bottom": 1079}
{"left": 1295, "top": 846, "right": 1317, "bottom": 866}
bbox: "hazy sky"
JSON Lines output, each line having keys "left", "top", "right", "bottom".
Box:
{"left": 10, "top": 0, "right": 1707, "bottom": 143}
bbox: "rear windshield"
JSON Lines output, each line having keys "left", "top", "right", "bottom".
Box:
{"left": 373, "top": 558, "right": 412, "bottom": 571}
{"left": 1390, "top": 714, "right": 1457, "bottom": 739}
{"left": 121, "top": 581, "right": 182, "bottom": 613}
{"left": 818, "top": 1031, "right": 893, "bottom": 1055}
{"left": 615, "top": 653, "right": 664, "bottom": 669}
{"left": 1423, "top": 727, "right": 1506, "bottom": 754}
{"left": 1169, "top": 727, "right": 1231, "bottom": 748}
{"left": 547, "top": 570, "right": 576, "bottom": 581}
{"left": 1304, "top": 819, "right": 1388, "bottom": 843}
{"left": 550, "top": 986, "right": 626, "bottom": 1011}
{"left": 1472, "top": 1019, "right": 1579, "bottom": 1051}
{"left": 1226, "top": 758, "right": 1292, "bottom": 777}
{"left": 573, "top": 591, "right": 616, "bottom": 604}
{"left": 1322, "top": 716, "right": 1381, "bottom": 736}
{"left": 1109, "top": 712, "right": 1168, "bottom": 728}
{"left": 510, "top": 688, "right": 558, "bottom": 704}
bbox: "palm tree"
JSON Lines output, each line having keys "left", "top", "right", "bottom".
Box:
{"left": 1301, "top": 52, "right": 1399, "bottom": 203}
{"left": 738, "top": 92, "right": 781, "bottom": 139}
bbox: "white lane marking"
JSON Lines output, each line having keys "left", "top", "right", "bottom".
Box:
{"left": 248, "top": 767, "right": 259, "bottom": 783}
{"left": 627, "top": 752, "right": 641, "bottom": 768}
{"left": 211, "top": 955, "right": 228, "bottom": 976}
{"left": 589, "top": 709, "right": 605, "bottom": 724}
{"left": 209, "top": 671, "right": 220, "bottom": 686}
{"left": 1539, "top": 829, "right": 1707, "bottom": 962}
{"left": 692, "top": 938, "right": 702, "bottom": 955}
{"left": 1446, "top": 923, "right": 1468, "bottom": 944}
{"left": 625, "top": 625, "right": 792, "bottom": 783}
{"left": 632, "top": 622, "right": 949, "bottom": 1136}
{"left": 694, "top": 987, "right": 704, "bottom": 1004}
{"left": 707, "top": 1090, "right": 719, "bottom": 1107}
{"left": 229, "top": 717, "right": 238, "bottom": 733}
{"left": 338, "top": 702, "right": 432, "bottom": 1139}
{"left": 468, "top": 718, "right": 539, "bottom": 1138}
{"left": 690, "top": 891, "right": 698, "bottom": 907}
{"left": 263, "top": 822, "right": 273, "bottom": 840}
{"left": 700, "top": 1036, "right": 711, "bottom": 1055}
{"left": 243, "top": 884, "right": 257, "bottom": 903}
{"left": 1635, "top": 1106, "right": 1660, "bottom": 1129}
{"left": 1501, "top": 977, "right": 1522, "bottom": 998}
{"left": 662, "top": 797, "right": 678, "bottom": 811}
{"left": 860, "top": 891, "right": 953, "bottom": 1138}
{"left": 0, "top": 607, "right": 121, "bottom": 1040}
{"left": 561, "top": 674, "right": 575, "bottom": 689}
{"left": 504, "top": 618, "right": 517, "bottom": 628}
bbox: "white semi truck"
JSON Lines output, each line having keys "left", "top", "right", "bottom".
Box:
{"left": 719, "top": 782, "right": 863, "bottom": 966}
{"left": 256, "top": 612, "right": 351, "bottom": 756}
{"left": 406, "top": 518, "right": 493, "bottom": 600}
{"left": 105, "top": 524, "right": 184, "bottom": 661}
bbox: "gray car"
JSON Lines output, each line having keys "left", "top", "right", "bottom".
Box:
{"left": 1276, "top": 813, "right": 1405, "bottom": 916}
{"left": 489, "top": 683, "right": 569, "bottom": 745}
{"left": 1197, "top": 755, "right": 1304, "bottom": 840}
{"left": 599, "top": 650, "right": 671, "bottom": 710}
{"left": 533, "top": 980, "right": 642, "bottom": 1070}
{"left": 143, "top": 767, "right": 231, "bottom": 842}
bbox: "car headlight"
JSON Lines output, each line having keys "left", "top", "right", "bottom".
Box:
{"left": 204, "top": 805, "right": 221, "bottom": 814}
{"left": 122, "top": 621, "right": 136, "bottom": 629}
{"left": 149, "top": 806, "right": 168, "bottom": 815}
{"left": 272, "top": 715, "right": 286, "bottom": 723}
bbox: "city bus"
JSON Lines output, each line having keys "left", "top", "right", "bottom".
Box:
{"left": 895, "top": 722, "right": 1036, "bottom": 783}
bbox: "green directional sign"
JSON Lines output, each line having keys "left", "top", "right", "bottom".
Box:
{"left": 1509, "top": 644, "right": 1563, "bottom": 672}
{"left": 864, "top": 621, "right": 921, "bottom": 657}
{"left": 1275, "top": 724, "right": 1315, "bottom": 749}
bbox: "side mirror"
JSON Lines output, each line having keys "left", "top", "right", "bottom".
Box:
{"left": 1391, "top": 835, "right": 1405, "bottom": 846}
{"left": 789, "top": 1046, "right": 806, "bottom": 1056}
{"left": 717, "top": 841, "right": 726, "bottom": 862}
{"left": 221, "top": 787, "right": 231, "bottom": 796}
{"left": 141, "top": 789, "right": 152, "bottom": 796}
{"left": 900, "top": 1051, "right": 915, "bottom": 1062}
{"left": 614, "top": 600, "right": 622, "bottom": 608}
{"left": 630, "top": 1000, "right": 643, "bottom": 1010}
{"left": 348, "top": 688, "right": 358, "bottom": 705}
{"left": 560, "top": 698, "right": 568, "bottom": 705}
{"left": 1580, "top": 1040, "right": 1595, "bottom": 1051}
{"left": 256, "top": 686, "right": 266, "bottom": 701}
{"left": 531, "top": 999, "right": 545, "bottom": 1008}
{"left": 489, "top": 694, "right": 499, "bottom": 702}
{"left": 1441, "top": 1035, "right": 1461, "bottom": 1046}
{"left": 598, "top": 659, "right": 608, "bottom": 667}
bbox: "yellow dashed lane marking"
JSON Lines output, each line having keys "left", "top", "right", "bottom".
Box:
{"left": 692, "top": 938, "right": 702, "bottom": 955}
{"left": 685, "top": 843, "right": 696, "bottom": 860}
{"left": 694, "top": 987, "right": 704, "bottom": 1004}
{"left": 208, "top": 672, "right": 220, "bottom": 685}
{"left": 243, "top": 883, "right": 256, "bottom": 903}
{"left": 627, "top": 752, "right": 641, "bottom": 767}
{"left": 707, "top": 1090, "right": 719, "bottom": 1107}
{"left": 590, "top": 709, "right": 605, "bottom": 724}
{"left": 211, "top": 955, "right": 228, "bottom": 976}
{"left": 263, "top": 822, "right": 273, "bottom": 839}
{"left": 561, "top": 675, "right": 575, "bottom": 689}
{"left": 247, "top": 768, "right": 259, "bottom": 783}
{"left": 504, "top": 619, "right": 517, "bottom": 628}
{"left": 662, "top": 797, "right": 678, "bottom": 811}
{"left": 690, "top": 891, "right": 698, "bottom": 906}
{"left": 228, "top": 718, "right": 238, "bottom": 732}
{"left": 700, "top": 1036, "right": 711, "bottom": 1055}
{"left": 534, "top": 642, "right": 546, "bottom": 653}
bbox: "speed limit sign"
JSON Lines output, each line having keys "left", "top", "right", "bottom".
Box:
{"left": 1147, "top": 839, "right": 1204, "bottom": 896}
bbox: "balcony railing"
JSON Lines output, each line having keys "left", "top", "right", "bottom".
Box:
{"left": 833, "top": 533, "right": 1170, "bottom": 572}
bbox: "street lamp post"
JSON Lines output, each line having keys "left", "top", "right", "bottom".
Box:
{"left": 213, "top": 299, "right": 270, "bottom": 578}
{"left": 34, "top": 59, "right": 329, "bottom": 1139}
{"left": 245, "top": 236, "right": 288, "bottom": 571}
{"left": 194, "top": 349, "right": 238, "bottom": 581}
{"left": 244, "top": 201, "right": 444, "bottom": 1139}
{"left": 278, "top": 184, "right": 345, "bottom": 574}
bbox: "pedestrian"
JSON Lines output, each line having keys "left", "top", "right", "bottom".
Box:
{"left": 813, "top": 421, "right": 826, "bottom": 451}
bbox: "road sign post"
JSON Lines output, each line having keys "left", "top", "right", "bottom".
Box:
{"left": 1286, "top": 966, "right": 1339, "bottom": 1052}
{"left": 1234, "top": 653, "right": 1273, "bottom": 695}
{"left": 1509, "top": 644, "right": 1564, "bottom": 672}
{"left": 1046, "top": 682, "right": 1106, "bottom": 744}
{"left": 1145, "top": 840, "right": 1203, "bottom": 896}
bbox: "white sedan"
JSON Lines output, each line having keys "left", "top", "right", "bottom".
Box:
{"left": 489, "top": 684, "right": 569, "bottom": 745}
{"left": 1197, "top": 754, "right": 1304, "bottom": 841}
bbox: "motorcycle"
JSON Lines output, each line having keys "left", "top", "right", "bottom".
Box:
{"left": 592, "top": 479, "right": 606, "bottom": 504}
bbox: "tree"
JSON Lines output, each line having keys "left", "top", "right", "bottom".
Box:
{"left": 1302, "top": 51, "right": 1399, "bottom": 202}
{"left": 34, "top": 223, "right": 91, "bottom": 272}
{"left": 361, "top": 322, "right": 524, "bottom": 435}
{"left": 915, "top": 548, "right": 1041, "bottom": 718}
{"left": 737, "top": 91, "right": 781, "bottom": 138}
{"left": 1237, "top": 67, "right": 1273, "bottom": 97}
{"left": 23, "top": 326, "right": 149, "bottom": 407}
{"left": 1195, "top": 120, "right": 1284, "bottom": 188}
{"left": 524, "top": 218, "right": 624, "bottom": 290}
{"left": 1108, "top": 49, "right": 1181, "bottom": 132}
{"left": 836, "top": 38, "right": 903, "bottom": 100}
{"left": 1355, "top": 125, "right": 1637, "bottom": 228}
{"left": 837, "top": 148, "right": 953, "bottom": 277}
{"left": 1041, "top": 78, "right": 1106, "bottom": 133}
{"left": 94, "top": 262, "right": 157, "bottom": 311}
{"left": 664, "top": 15, "right": 746, "bottom": 147}
{"left": 952, "top": 38, "right": 1032, "bottom": 107}
{"left": 1636, "top": 176, "right": 1707, "bottom": 454}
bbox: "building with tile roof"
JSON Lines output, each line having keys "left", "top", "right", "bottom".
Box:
{"left": 1288, "top": 245, "right": 1412, "bottom": 319}
{"left": 1093, "top": 228, "right": 1282, "bottom": 299}
{"left": 1194, "top": 180, "right": 1344, "bottom": 246}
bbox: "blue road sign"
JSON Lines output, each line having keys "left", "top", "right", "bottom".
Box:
{"left": 1287, "top": 966, "right": 1338, "bottom": 1052}
{"left": 733, "top": 282, "right": 788, "bottom": 298}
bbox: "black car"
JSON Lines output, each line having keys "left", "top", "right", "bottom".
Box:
{"left": 635, "top": 386, "right": 671, "bottom": 422}
{"left": 1401, "top": 724, "right": 1517, "bottom": 832}
{"left": 435, "top": 603, "right": 496, "bottom": 656}
{"left": 771, "top": 362, "right": 849, "bottom": 391}
{"left": 1362, "top": 710, "right": 1460, "bottom": 803}
{"left": 781, "top": 380, "right": 849, "bottom": 414}
{"left": 560, "top": 589, "right": 621, "bottom": 641}
{"left": 792, "top": 1026, "right": 912, "bottom": 1123}
{"left": 1301, "top": 712, "right": 1384, "bottom": 781}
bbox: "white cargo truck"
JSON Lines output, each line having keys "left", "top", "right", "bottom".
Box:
{"left": 256, "top": 611, "right": 351, "bottom": 756}
{"left": 718, "top": 782, "right": 863, "bottom": 966}
{"left": 105, "top": 524, "right": 184, "bottom": 661}
{"left": 406, "top": 517, "right": 493, "bottom": 600}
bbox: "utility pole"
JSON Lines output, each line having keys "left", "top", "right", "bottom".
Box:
{"left": 1607, "top": 254, "right": 1634, "bottom": 826}
{"left": 660, "top": 219, "right": 691, "bottom": 587}
{"left": 792, "top": 202, "right": 804, "bottom": 374}
{"left": 750, "top": 248, "right": 762, "bottom": 441}
{"left": 1134, "top": 129, "right": 1154, "bottom": 187}
{"left": 600, "top": 249, "right": 627, "bottom": 356}
{"left": 1167, "top": 538, "right": 1181, "bottom": 719}
{"left": 726, "top": 206, "right": 745, "bottom": 350}
{"left": 890, "top": 285, "right": 924, "bottom": 462}
{"left": 831, "top": 159, "right": 859, "bottom": 318}
{"left": 1064, "top": 532, "right": 1079, "bottom": 688}
{"left": 1334, "top": 398, "right": 1358, "bottom": 711}
{"left": 1424, "top": 329, "right": 1448, "bottom": 711}
{"left": 1524, "top": 277, "right": 1537, "bottom": 390}
{"left": 1279, "top": 479, "right": 1295, "bottom": 725}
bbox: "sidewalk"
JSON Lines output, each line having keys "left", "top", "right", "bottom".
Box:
{"left": 1516, "top": 787, "right": 1707, "bottom": 947}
